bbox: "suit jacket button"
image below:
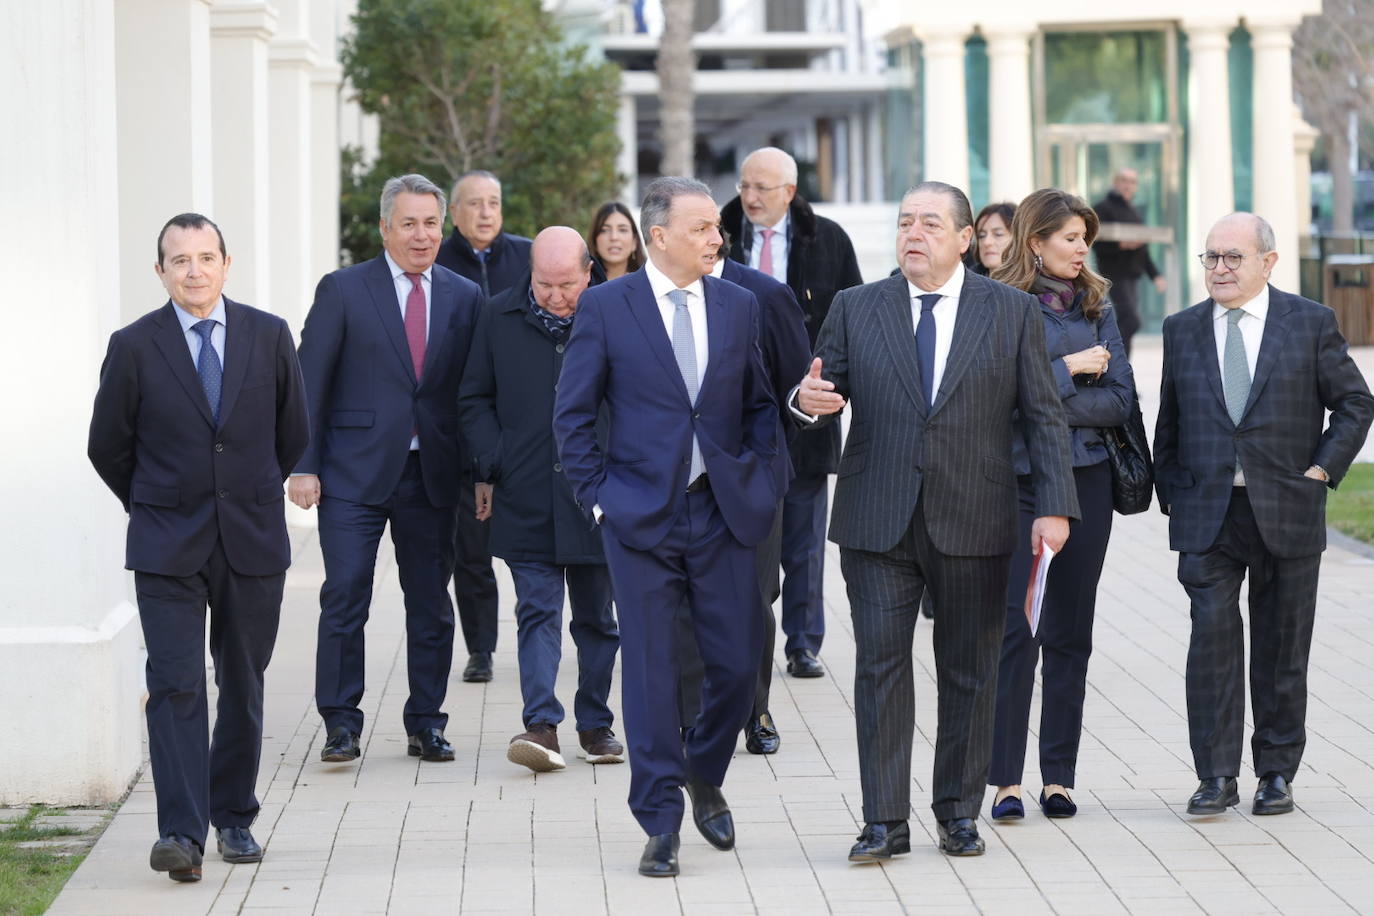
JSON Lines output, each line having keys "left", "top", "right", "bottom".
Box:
{"left": 214, "top": 442, "right": 224, "bottom": 453}
{"left": 556, "top": 343, "right": 565, "bottom": 354}
{"left": 693, "top": 412, "right": 701, "bottom": 419}
{"left": 553, "top": 462, "right": 563, "bottom": 472}
{"left": 216, "top": 489, "right": 227, "bottom": 498}
{"left": 682, "top": 457, "right": 690, "bottom": 465}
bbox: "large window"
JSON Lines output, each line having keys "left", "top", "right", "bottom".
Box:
{"left": 1043, "top": 31, "right": 1168, "bottom": 125}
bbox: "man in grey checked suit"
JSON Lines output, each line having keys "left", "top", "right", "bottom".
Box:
{"left": 796, "top": 182, "right": 1078, "bottom": 859}
{"left": 1155, "top": 212, "right": 1373, "bottom": 818}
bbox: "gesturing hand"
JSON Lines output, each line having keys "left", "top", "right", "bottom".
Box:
{"left": 797, "top": 357, "right": 846, "bottom": 416}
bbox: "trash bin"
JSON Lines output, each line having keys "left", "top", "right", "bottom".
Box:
{"left": 1325, "top": 254, "right": 1374, "bottom": 346}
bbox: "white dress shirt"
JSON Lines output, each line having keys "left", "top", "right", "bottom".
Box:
{"left": 1212, "top": 285, "right": 1268, "bottom": 485}
{"left": 384, "top": 249, "right": 432, "bottom": 450}
{"left": 747, "top": 212, "right": 789, "bottom": 282}
{"left": 172, "top": 296, "right": 227, "bottom": 366}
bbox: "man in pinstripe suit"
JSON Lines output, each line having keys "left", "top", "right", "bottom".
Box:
{"left": 796, "top": 182, "right": 1078, "bottom": 859}
{"left": 1156, "top": 213, "right": 1372, "bottom": 818}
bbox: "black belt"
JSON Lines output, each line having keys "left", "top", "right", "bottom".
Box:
{"left": 686, "top": 473, "right": 710, "bottom": 494}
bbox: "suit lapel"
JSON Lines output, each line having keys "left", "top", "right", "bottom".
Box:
{"left": 215, "top": 299, "right": 250, "bottom": 427}
{"left": 625, "top": 271, "right": 692, "bottom": 404}
{"left": 418, "top": 268, "right": 457, "bottom": 388}
{"left": 151, "top": 302, "right": 216, "bottom": 427}
{"left": 1243, "top": 286, "right": 1292, "bottom": 418}
{"left": 698, "top": 276, "right": 728, "bottom": 405}
{"left": 929, "top": 276, "right": 993, "bottom": 418}
{"left": 1191, "top": 301, "right": 1229, "bottom": 416}
{"left": 873, "top": 276, "right": 927, "bottom": 414}
{"left": 366, "top": 257, "right": 418, "bottom": 385}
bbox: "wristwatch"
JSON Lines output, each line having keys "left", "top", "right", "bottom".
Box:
{"left": 1311, "top": 464, "right": 1330, "bottom": 482}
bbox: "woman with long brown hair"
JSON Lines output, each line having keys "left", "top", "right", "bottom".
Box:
{"left": 986, "top": 188, "right": 1137, "bottom": 821}
{"left": 587, "top": 201, "right": 646, "bottom": 280}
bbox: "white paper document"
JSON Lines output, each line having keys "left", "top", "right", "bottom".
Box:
{"left": 1023, "top": 543, "right": 1056, "bottom": 637}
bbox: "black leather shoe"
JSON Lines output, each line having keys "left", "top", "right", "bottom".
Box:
{"left": 847, "top": 821, "right": 911, "bottom": 863}
{"left": 320, "top": 726, "right": 360, "bottom": 763}
{"left": 1039, "top": 789, "right": 1078, "bottom": 818}
{"left": 937, "top": 817, "right": 986, "bottom": 856}
{"left": 149, "top": 836, "right": 203, "bottom": 882}
{"left": 216, "top": 826, "right": 263, "bottom": 863}
{"left": 1186, "top": 776, "right": 1240, "bottom": 815}
{"left": 685, "top": 774, "right": 734, "bottom": 850}
{"left": 638, "top": 833, "right": 680, "bottom": 877}
{"left": 786, "top": 649, "right": 824, "bottom": 678}
{"left": 407, "top": 727, "right": 455, "bottom": 762}
{"left": 462, "top": 651, "right": 493, "bottom": 683}
{"left": 744, "top": 712, "right": 780, "bottom": 755}
{"left": 1253, "top": 773, "right": 1294, "bottom": 815}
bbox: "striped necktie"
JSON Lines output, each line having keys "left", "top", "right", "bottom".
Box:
{"left": 1222, "top": 308, "right": 1249, "bottom": 425}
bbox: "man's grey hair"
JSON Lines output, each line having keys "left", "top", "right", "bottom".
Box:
{"left": 903, "top": 181, "right": 974, "bottom": 231}
{"left": 1250, "top": 214, "right": 1277, "bottom": 253}
{"left": 742, "top": 146, "right": 798, "bottom": 185}
{"left": 451, "top": 170, "right": 502, "bottom": 200}
{"left": 640, "top": 177, "right": 714, "bottom": 235}
{"left": 380, "top": 174, "right": 446, "bottom": 226}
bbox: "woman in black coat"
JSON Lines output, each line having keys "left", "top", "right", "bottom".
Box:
{"left": 987, "top": 189, "right": 1137, "bottom": 820}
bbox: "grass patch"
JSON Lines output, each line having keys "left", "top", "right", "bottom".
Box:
{"left": 1331, "top": 462, "right": 1374, "bottom": 545}
{"left": 0, "top": 807, "right": 108, "bottom": 916}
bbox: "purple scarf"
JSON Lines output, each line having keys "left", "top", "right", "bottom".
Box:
{"left": 1029, "top": 272, "right": 1077, "bottom": 313}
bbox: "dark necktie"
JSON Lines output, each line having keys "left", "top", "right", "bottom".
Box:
{"left": 404, "top": 273, "right": 427, "bottom": 379}
{"left": 476, "top": 248, "right": 490, "bottom": 298}
{"left": 915, "top": 293, "right": 940, "bottom": 406}
{"left": 192, "top": 319, "right": 222, "bottom": 422}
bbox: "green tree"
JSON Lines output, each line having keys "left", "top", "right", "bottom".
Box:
{"left": 339, "top": 0, "right": 623, "bottom": 262}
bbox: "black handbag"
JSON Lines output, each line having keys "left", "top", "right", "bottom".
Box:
{"left": 1092, "top": 318, "right": 1154, "bottom": 514}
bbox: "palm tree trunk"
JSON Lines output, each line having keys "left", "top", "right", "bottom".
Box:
{"left": 657, "top": 0, "right": 697, "bottom": 177}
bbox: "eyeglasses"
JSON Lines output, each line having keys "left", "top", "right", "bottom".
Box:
{"left": 1197, "top": 251, "right": 1252, "bottom": 270}
{"left": 736, "top": 182, "right": 789, "bottom": 194}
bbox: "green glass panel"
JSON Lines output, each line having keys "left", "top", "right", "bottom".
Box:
{"left": 966, "top": 36, "right": 990, "bottom": 211}
{"left": 1044, "top": 31, "right": 1167, "bottom": 124}
{"left": 1228, "top": 27, "right": 1253, "bottom": 212}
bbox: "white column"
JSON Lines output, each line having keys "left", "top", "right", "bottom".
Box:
{"left": 114, "top": 0, "right": 215, "bottom": 324}
{"left": 210, "top": 1, "right": 277, "bottom": 310}
{"left": 918, "top": 28, "right": 971, "bottom": 194}
{"left": 846, "top": 111, "right": 865, "bottom": 204}
{"left": 0, "top": 0, "right": 143, "bottom": 805}
{"left": 310, "top": 0, "right": 343, "bottom": 294}
{"left": 985, "top": 24, "right": 1035, "bottom": 204}
{"left": 1293, "top": 104, "right": 1319, "bottom": 244}
{"left": 1184, "top": 19, "right": 1237, "bottom": 305}
{"left": 866, "top": 102, "right": 884, "bottom": 202}
{"left": 618, "top": 93, "right": 638, "bottom": 205}
{"left": 1250, "top": 16, "right": 1301, "bottom": 291}
{"left": 267, "top": 0, "right": 318, "bottom": 326}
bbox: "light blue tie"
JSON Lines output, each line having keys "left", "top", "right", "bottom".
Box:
{"left": 192, "top": 319, "right": 223, "bottom": 423}
{"left": 668, "top": 289, "right": 704, "bottom": 481}
{"left": 1223, "top": 308, "right": 1249, "bottom": 425}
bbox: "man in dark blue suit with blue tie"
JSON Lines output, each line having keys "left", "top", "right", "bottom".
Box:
{"left": 554, "top": 177, "right": 790, "bottom": 877}
{"left": 289, "top": 174, "right": 483, "bottom": 766}
{"left": 89, "top": 213, "right": 309, "bottom": 881}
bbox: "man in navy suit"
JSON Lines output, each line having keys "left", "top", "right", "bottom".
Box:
{"left": 289, "top": 174, "right": 483, "bottom": 766}
{"left": 554, "top": 177, "right": 789, "bottom": 877}
{"left": 89, "top": 213, "right": 309, "bottom": 881}
{"left": 1155, "top": 212, "right": 1373, "bottom": 817}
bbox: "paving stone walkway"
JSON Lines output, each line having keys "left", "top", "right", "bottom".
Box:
{"left": 48, "top": 340, "right": 1374, "bottom": 915}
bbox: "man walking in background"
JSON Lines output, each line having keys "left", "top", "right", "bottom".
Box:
{"left": 1093, "top": 167, "right": 1167, "bottom": 355}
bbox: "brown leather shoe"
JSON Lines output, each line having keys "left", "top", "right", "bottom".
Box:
{"left": 507, "top": 723, "right": 566, "bottom": 772}
{"left": 577, "top": 726, "right": 625, "bottom": 764}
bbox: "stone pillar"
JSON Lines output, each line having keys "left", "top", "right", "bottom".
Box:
{"left": 618, "top": 93, "right": 638, "bottom": 205}
{"left": 1184, "top": 19, "right": 1237, "bottom": 305}
{"left": 985, "top": 24, "right": 1035, "bottom": 205}
{"left": 1293, "top": 105, "right": 1319, "bottom": 245}
{"left": 113, "top": 0, "right": 215, "bottom": 324}
{"left": 0, "top": 0, "right": 143, "bottom": 805}
{"left": 210, "top": 1, "right": 277, "bottom": 310}
{"left": 866, "top": 102, "right": 884, "bottom": 202}
{"left": 1250, "top": 16, "right": 1301, "bottom": 291}
{"left": 267, "top": 0, "right": 318, "bottom": 326}
{"left": 918, "top": 28, "right": 971, "bottom": 193}
{"left": 310, "top": 0, "right": 343, "bottom": 296}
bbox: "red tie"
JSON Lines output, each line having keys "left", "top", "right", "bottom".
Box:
{"left": 404, "top": 273, "right": 426, "bottom": 379}
{"left": 758, "top": 227, "right": 776, "bottom": 277}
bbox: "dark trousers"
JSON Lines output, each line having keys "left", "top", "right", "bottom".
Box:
{"left": 1179, "top": 488, "right": 1321, "bottom": 782}
{"left": 454, "top": 475, "right": 500, "bottom": 655}
{"left": 990, "top": 461, "right": 1113, "bottom": 788}
{"left": 135, "top": 539, "right": 283, "bottom": 850}
{"left": 1105, "top": 272, "right": 1142, "bottom": 357}
{"left": 842, "top": 500, "right": 1010, "bottom": 823}
{"left": 779, "top": 471, "right": 828, "bottom": 656}
{"left": 601, "top": 488, "right": 763, "bottom": 836}
{"left": 678, "top": 500, "right": 782, "bottom": 726}
{"left": 506, "top": 560, "right": 619, "bottom": 731}
{"left": 316, "top": 453, "right": 456, "bottom": 735}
